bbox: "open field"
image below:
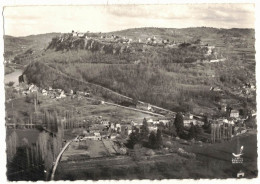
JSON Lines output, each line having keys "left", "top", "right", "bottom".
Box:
{"left": 61, "top": 140, "right": 108, "bottom": 161}
{"left": 54, "top": 130, "right": 257, "bottom": 180}
{"left": 55, "top": 153, "right": 196, "bottom": 180}
{"left": 6, "top": 90, "right": 158, "bottom": 126}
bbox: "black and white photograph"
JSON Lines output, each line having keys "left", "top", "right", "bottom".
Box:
{"left": 1, "top": 1, "right": 258, "bottom": 182}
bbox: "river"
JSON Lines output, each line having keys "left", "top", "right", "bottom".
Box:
{"left": 4, "top": 69, "right": 23, "bottom": 86}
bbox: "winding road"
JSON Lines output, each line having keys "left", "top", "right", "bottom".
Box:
{"left": 50, "top": 136, "right": 78, "bottom": 180}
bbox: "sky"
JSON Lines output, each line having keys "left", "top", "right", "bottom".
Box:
{"left": 3, "top": 4, "right": 255, "bottom": 37}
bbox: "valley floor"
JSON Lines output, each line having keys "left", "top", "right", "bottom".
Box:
{"left": 54, "top": 131, "right": 257, "bottom": 180}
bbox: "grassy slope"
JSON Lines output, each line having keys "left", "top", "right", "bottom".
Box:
{"left": 4, "top": 33, "right": 61, "bottom": 63}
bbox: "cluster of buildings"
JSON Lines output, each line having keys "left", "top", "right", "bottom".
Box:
{"left": 16, "top": 81, "right": 92, "bottom": 101}
{"left": 78, "top": 117, "right": 171, "bottom": 141}
{"left": 17, "top": 84, "right": 68, "bottom": 99}
{"left": 183, "top": 114, "right": 205, "bottom": 128}
{"left": 69, "top": 30, "right": 176, "bottom": 47}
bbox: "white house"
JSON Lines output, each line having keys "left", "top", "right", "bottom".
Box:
{"left": 115, "top": 123, "right": 121, "bottom": 129}
{"left": 81, "top": 133, "right": 102, "bottom": 141}
{"left": 147, "top": 104, "right": 152, "bottom": 111}
{"left": 230, "top": 110, "right": 239, "bottom": 118}
{"left": 223, "top": 119, "right": 235, "bottom": 126}
{"left": 183, "top": 118, "right": 195, "bottom": 127}
{"left": 72, "top": 32, "right": 78, "bottom": 37}
{"left": 147, "top": 119, "right": 154, "bottom": 124}
{"left": 59, "top": 91, "right": 66, "bottom": 98}
{"left": 29, "top": 84, "right": 38, "bottom": 92}
{"left": 42, "top": 89, "right": 48, "bottom": 96}
{"left": 101, "top": 120, "right": 109, "bottom": 126}
{"left": 77, "top": 32, "right": 85, "bottom": 37}
{"left": 70, "top": 89, "right": 74, "bottom": 95}
{"left": 159, "top": 120, "right": 170, "bottom": 126}
{"left": 148, "top": 126, "right": 158, "bottom": 132}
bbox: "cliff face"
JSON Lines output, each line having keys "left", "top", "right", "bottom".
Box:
{"left": 47, "top": 34, "right": 137, "bottom": 55}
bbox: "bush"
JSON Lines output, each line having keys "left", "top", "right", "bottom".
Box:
{"left": 6, "top": 81, "right": 15, "bottom": 87}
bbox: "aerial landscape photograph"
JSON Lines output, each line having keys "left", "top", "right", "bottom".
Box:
{"left": 2, "top": 3, "right": 257, "bottom": 181}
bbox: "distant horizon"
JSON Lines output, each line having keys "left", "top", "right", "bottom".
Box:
{"left": 4, "top": 26, "right": 255, "bottom": 37}
{"left": 3, "top": 4, "right": 255, "bottom": 37}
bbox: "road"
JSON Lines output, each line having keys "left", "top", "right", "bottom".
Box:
{"left": 50, "top": 136, "right": 78, "bottom": 180}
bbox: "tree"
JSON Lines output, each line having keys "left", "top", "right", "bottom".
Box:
{"left": 140, "top": 118, "right": 149, "bottom": 140}
{"left": 202, "top": 116, "right": 211, "bottom": 133}
{"left": 156, "top": 129, "right": 163, "bottom": 147}
{"left": 194, "top": 125, "right": 204, "bottom": 138}
{"left": 174, "top": 112, "right": 184, "bottom": 136}
{"left": 6, "top": 81, "right": 15, "bottom": 87}
{"left": 189, "top": 122, "right": 196, "bottom": 139}
{"left": 127, "top": 131, "right": 140, "bottom": 149}
{"left": 148, "top": 131, "right": 157, "bottom": 149}
{"left": 169, "top": 119, "right": 177, "bottom": 137}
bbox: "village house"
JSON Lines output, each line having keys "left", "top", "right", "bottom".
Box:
{"left": 100, "top": 120, "right": 109, "bottom": 126}
{"left": 77, "top": 32, "right": 85, "bottom": 38}
{"left": 183, "top": 115, "right": 204, "bottom": 127}
{"left": 158, "top": 119, "right": 170, "bottom": 126}
{"left": 115, "top": 123, "right": 121, "bottom": 131}
{"left": 72, "top": 30, "right": 77, "bottom": 37}
{"left": 4, "top": 60, "right": 11, "bottom": 64}
{"left": 147, "top": 103, "right": 152, "bottom": 111}
{"left": 59, "top": 90, "right": 66, "bottom": 98}
{"left": 147, "top": 119, "right": 154, "bottom": 125}
{"left": 42, "top": 89, "right": 48, "bottom": 96}
{"left": 131, "top": 121, "right": 143, "bottom": 127}
{"left": 183, "top": 117, "right": 195, "bottom": 127}
{"left": 81, "top": 132, "right": 102, "bottom": 141}
{"left": 29, "top": 84, "right": 38, "bottom": 93}
{"left": 230, "top": 110, "right": 239, "bottom": 118}
{"left": 222, "top": 119, "right": 235, "bottom": 126}
{"left": 110, "top": 123, "right": 115, "bottom": 130}
{"left": 152, "top": 120, "right": 160, "bottom": 125}
{"left": 251, "top": 110, "right": 256, "bottom": 117}
{"left": 148, "top": 126, "right": 158, "bottom": 132}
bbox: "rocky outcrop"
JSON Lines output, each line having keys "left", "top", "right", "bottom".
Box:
{"left": 47, "top": 34, "right": 134, "bottom": 55}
